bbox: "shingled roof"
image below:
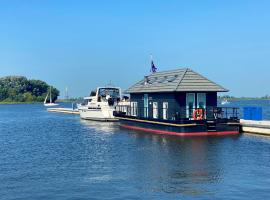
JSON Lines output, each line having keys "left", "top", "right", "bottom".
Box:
{"left": 126, "top": 68, "right": 228, "bottom": 93}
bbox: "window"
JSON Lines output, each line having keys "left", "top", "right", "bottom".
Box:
{"left": 163, "top": 102, "right": 168, "bottom": 120}
{"left": 197, "top": 93, "right": 206, "bottom": 119}
{"left": 131, "top": 102, "right": 138, "bottom": 116}
{"left": 153, "top": 102, "right": 158, "bottom": 119}
{"left": 197, "top": 93, "right": 206, "bottom": 109}
{"left": 144, "top": 94, "right": 148, "bottom": 118}
{"left": 186, "top": 93, "right": 195, "bottom": 118}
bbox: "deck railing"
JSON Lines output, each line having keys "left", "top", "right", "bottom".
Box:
{"left": 115, "top": 105, "right": 239, "bottom": 121}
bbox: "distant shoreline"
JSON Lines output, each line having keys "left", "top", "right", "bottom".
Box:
{"left": 0, "top": 102, "right": 43, "bottom": 105}
{"left": 0, "top": 99, "right": 269, "bottom": 105}
{"left": 218, "top": 98, "right": 270, "bottom": 101}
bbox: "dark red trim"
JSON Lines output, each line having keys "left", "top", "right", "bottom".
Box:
{"left": 121, "top": 124, "right": 239, "bottom": 137}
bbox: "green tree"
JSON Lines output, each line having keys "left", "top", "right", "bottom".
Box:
{"left": 23, "top": 92, "right": 34, "bottom": 102}
{"left": 0, "top": 76, "right": 59, "bottom": 103}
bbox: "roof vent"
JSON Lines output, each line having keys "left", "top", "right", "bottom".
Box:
{"left": 144, "top": 76, "right": 149, "bottom": 85}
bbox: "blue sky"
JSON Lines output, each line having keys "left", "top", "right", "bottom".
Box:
{"left": 0, "top": 0, "right": 269, "bottom": 98}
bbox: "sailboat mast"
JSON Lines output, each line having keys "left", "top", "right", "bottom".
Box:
{"left": 49, "top": 86, "right": 52, "bottom": 103}
{"left": 44, "top": 93, "right": 48, "bottom": 104}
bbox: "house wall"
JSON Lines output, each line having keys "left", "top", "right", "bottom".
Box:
{"left": 206, "top": 92, "right": 217, "bottom": 107}
{"left": 130, "top": 92, "right": 218, "bottom": 120}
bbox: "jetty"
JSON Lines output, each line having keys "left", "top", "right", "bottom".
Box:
{"left": 47, "top": 107, "right": 79, "bottom": 115}
{"left": 240, "top": 119, "right": 270, "bottom": 136}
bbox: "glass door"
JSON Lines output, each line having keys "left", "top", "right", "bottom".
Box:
{"left": 163, "top": 102, "right": 168, "bottom": 120}
{"left": 186, "top": 93, "right": 195, "bottom": 118}
{"left": 197, "top": 93, "right": 206, "bottom": 118}
{"left": 197, "top": 93, "right": 206, "bottom": 109}
{"left": 153, "top": 102, "right": 158, "bottom": 119}
{"left": 144, "top": 94, "right": 148, "bottom": 118}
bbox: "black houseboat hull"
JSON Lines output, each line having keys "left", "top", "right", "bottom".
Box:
{"left": 117, "top": 117, "right": 240, "bottom": 137}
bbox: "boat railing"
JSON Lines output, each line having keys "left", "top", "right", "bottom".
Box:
{"left": 115, "top": 105, "right": 239, "bottom": 121}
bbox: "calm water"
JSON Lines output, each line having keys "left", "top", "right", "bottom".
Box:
{"left": 0, "top": 101, "right": 270, "bottom": 200}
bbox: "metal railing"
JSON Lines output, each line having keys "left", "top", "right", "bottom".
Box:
{"left": 115, "top": 105, "right": 239, "bottom": 121}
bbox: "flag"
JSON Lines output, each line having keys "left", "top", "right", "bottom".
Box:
{"left": 151, "top": 60, "right": 157, "bottom": 73}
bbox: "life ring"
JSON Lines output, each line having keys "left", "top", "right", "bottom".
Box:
{"left": 193, "top": 109, "right": 204, "bottom": 120}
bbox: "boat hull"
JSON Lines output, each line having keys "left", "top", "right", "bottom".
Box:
{"left": 79, "top": 107, "right": 117, "bottom": 122}
{"left": 117, "top": 117, "right": 240, "bottom": 137}
{"left": 44, "top": 103, "right": 59, "bottom": 107}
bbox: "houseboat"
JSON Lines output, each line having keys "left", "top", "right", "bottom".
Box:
{"left": 114, "top": 68, "right": 240, "bottom": 136}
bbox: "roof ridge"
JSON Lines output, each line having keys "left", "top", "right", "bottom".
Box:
{"left": 147, "top": 67, "right": 188, "bottom": 76}
{"left": 174, "top": 68, "right": 189, "bottom": 91}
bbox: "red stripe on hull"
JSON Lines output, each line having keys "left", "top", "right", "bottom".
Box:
{"left": 121, "top": 124, "right": 239, "bottom": 137}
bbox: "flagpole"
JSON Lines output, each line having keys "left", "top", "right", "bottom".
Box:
{"left": 150, "top": 54, "right": 153, "bottom": 73}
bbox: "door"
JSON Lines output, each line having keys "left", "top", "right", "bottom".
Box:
{"left": 186, "top": 93, "right": 195, "bottom": 118}
{"left": 197, "top": 93, "right": 206, "bottom": 109}
{"left": 163, "top": 102, "right": 168, "bottom": 120}
{"left": 197, "top": 93, "right": 206, "bottom": 118}
{"left": 153, "top": 102, "right": 158, "bottom": 119}
{"left": 131, "top": 102, "right": 138, "bottom": 116}
{"left": 144, "top": 94, "right": 148, "bottom": 118}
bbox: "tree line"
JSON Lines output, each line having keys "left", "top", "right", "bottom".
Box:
{"left": 218, "top": 95, "right": 270, "bottom": 100}
{"left": 0, "top": 76, "right": 59, "bottom": 102}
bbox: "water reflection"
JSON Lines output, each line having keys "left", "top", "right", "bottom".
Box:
{"left": 79, "top": 119, "right": 119, "bottom": 134}
{"left": 124, "top": 130, "right": 231, "bottom": 196}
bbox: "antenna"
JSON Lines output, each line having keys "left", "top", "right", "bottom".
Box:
{"left": 106, "top": 80, "right": 114, "bottom": 87}
{"left": 65, "top": 87, "right": 69, "bottom": 100}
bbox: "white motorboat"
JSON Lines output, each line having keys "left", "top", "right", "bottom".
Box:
{"left": 78, "top": 87, "right": 123, "bottom": 121}
{"left": 221, "top": 99, "right": 230, "bottom": 105}
{"left": 44, "top": 86, "right": 59, "bottom": 107}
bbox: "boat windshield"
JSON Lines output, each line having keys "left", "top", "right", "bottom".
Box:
{"left": 98, "top": 88, "right": 120, "bottom": 99}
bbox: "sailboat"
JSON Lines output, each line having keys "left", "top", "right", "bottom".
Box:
{"left": 44, "top": 86, "right": 58, "bottom": 107}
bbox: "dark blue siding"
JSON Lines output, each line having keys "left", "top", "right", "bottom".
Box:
{"left": 130, "top": 91, "right": 217, "bottom": 120}
{"left": 206, "top": 92, "right": 217, "bottom": 107}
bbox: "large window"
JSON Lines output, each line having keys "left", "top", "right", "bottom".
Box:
{"left": 131, "top": 102, "right": 138, "bottom": 116}
{"left": 153, "top": 102, "right": 158, "bottom": 119}
{"left": 197, "top": 93, "right": 206, "bottom": 109}
{"left": 163, "top": 102, "right": 168, "bottom": 120}
{"left": 186, "top": 93, "right": 195, "bottom": 118}
{"left": 144, "top": 94, "right": 149, "bottom": 118}
{"left": 197, "top": 93, "right": 206, "bottom": 118}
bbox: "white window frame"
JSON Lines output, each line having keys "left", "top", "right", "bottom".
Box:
{"left": 186, "top": 93, "right": 195, "bottom": 118}
{"left": 144, "top": 94, "right": 149, "bottom": 118}
{"left": 197, "top": 93, "right": 206, "bottom": 118}
{"left": 130, "top": 102, "right": 138, "bottom": 116}
{"left": 153, "top": 102, "right": 158, "bottom": 119}
{"left": 197, "top": 93, "right": 206, "bottom": 109}
{"left": 163, "top": 102, "right": 168, "bottom": 120}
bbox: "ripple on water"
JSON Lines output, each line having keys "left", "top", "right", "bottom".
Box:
{"left": 0, "top": 103, "right": 270, "bottom": 200}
